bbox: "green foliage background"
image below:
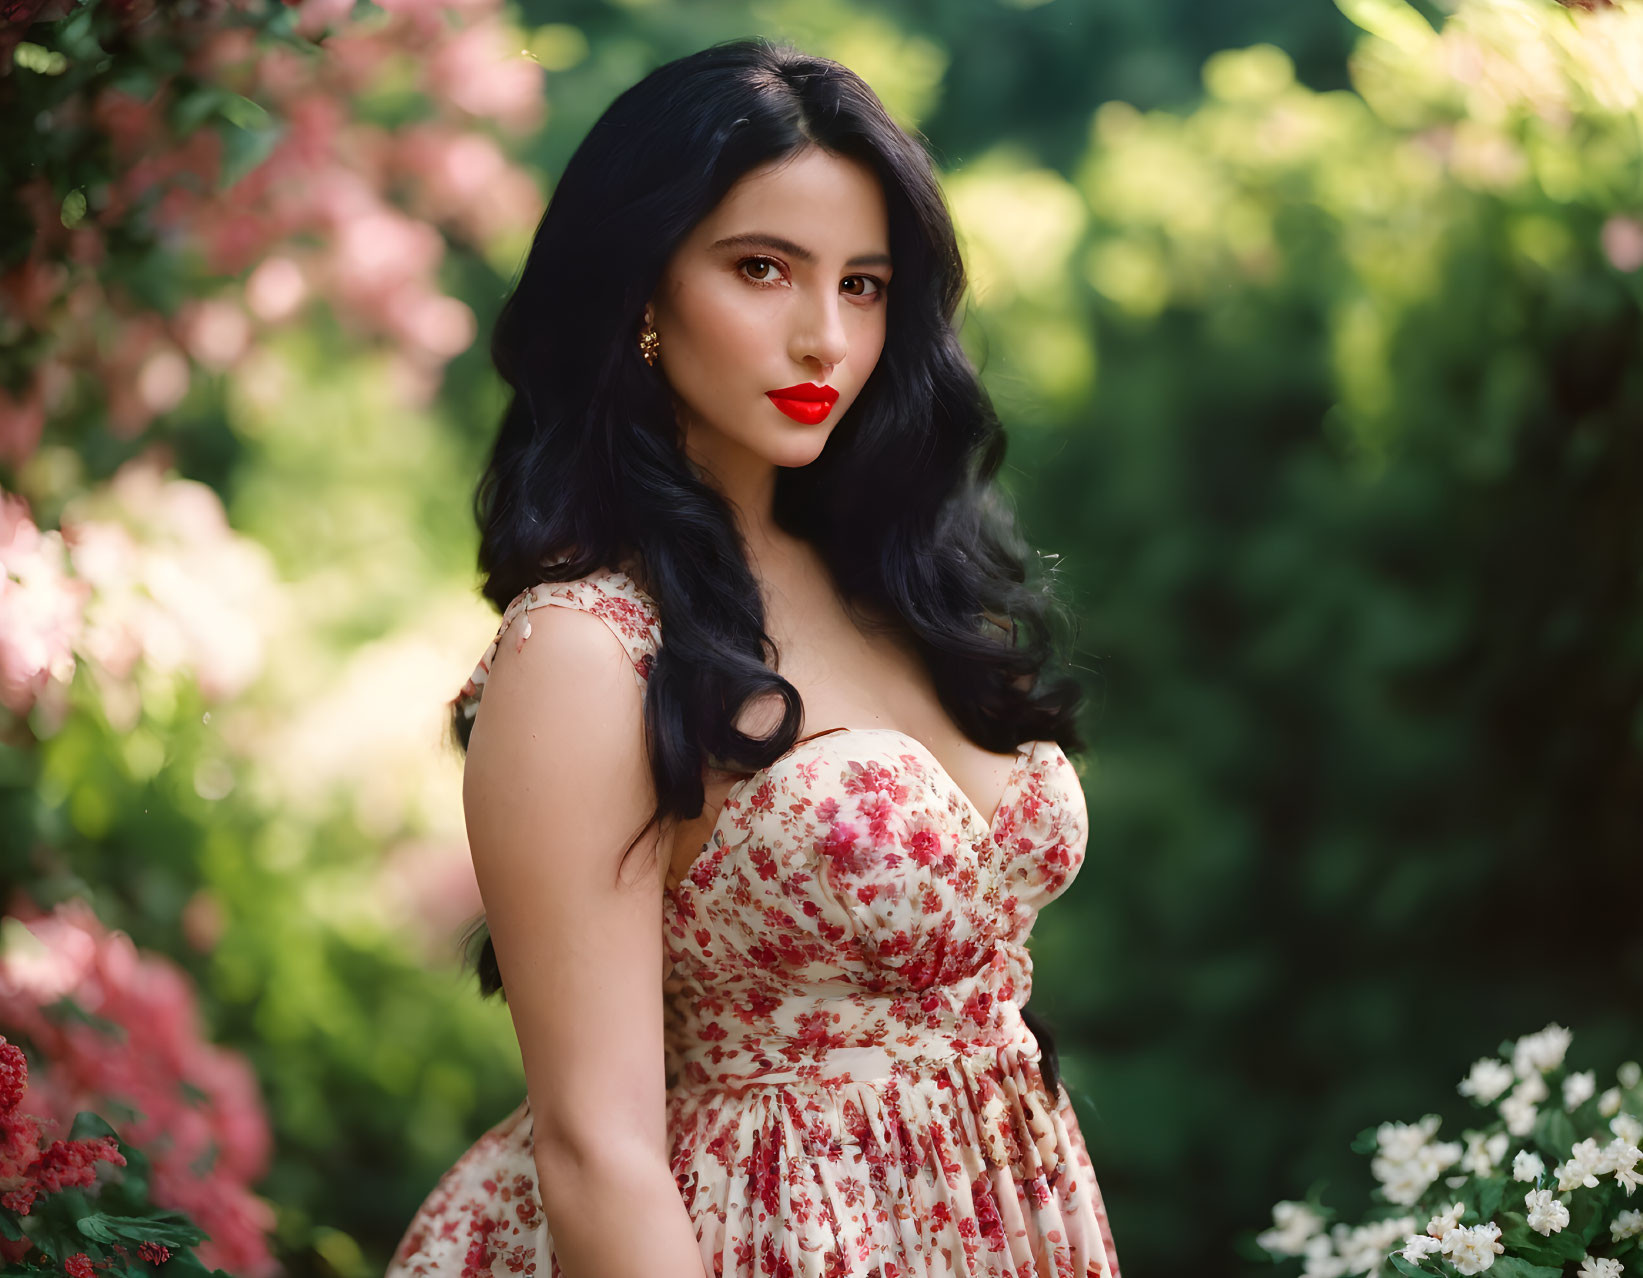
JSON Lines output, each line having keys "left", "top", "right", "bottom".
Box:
{"left": 3, "top": 0, "right": 1640, "bottom": 1276}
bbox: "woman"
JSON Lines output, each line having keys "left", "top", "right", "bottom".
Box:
{"left": 386, "top": 37, "right": 1121, "bottom": 1278}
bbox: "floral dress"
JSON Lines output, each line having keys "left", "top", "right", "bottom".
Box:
{"left": 386, "top": 568, "right": 1121, "bottom": 1278}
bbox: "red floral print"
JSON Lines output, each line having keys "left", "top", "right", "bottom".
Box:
{"left": 391, "top": 567, "right": 1122, "bottom": 1278}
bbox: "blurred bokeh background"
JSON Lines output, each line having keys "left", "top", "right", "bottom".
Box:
{"left": 2, "top": 0, "right": 1639, "bottom": 1274}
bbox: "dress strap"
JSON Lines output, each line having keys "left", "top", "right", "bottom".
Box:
{"left": 454, "top": 567, "right": 662, "bottom": 721}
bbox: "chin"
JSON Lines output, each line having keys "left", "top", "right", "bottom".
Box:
{"left": 759, "top": 431, "right": 833, "bottom": 469}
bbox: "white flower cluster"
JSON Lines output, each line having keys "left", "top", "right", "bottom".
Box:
{"left": 1324, "top": 1216, "right": 1417, "bottom": 1277}
{"left": 1553, "top": 1133, "right": 1643, "bottom": 1196}
{"left": 1258, "top": 1202, "right": 1326, "bottom": 1257}
{"left": 1397, "top": 1203, "right": 1505, "bottom": 1276}
{"left": 1513, "top": 1023, "right": 1574, "bottom": 1077}
{"left": 1464, "top": 1022, "right": 1574, "bottom": 1138}
{"left": 1460, "top": 1129, "right": 1510, "bottom": 1178}
{"left": 1524, "top": 1187, "right": 1570, "bottom": 1236}
{"left": 1371, "top": 1115, "right": 1463, "bottom": 1207}
{"left": 1260, "top": 1025, "right": 1643, "bottom": 1278}
{"left": 1253, "top": 1202, "right": 1432, "bottom": 1277}
{"left": 1458, "top": 1058, "right": 1514, "bottom": 1106}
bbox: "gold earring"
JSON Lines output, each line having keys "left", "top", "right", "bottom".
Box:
{"left": 638, "top": 322, "right": 661, "bottom": 366}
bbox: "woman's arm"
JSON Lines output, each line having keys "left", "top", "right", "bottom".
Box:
{"left": 463, "top": 605, "right": 704, "bottom": 1278}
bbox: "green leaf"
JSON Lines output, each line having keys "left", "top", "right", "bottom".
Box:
{"left": 1569, "top": 1187, "right": 1614, "bottom": 1245}
{"left": 1535, "top": 1107, "right": 1577, "bottom": 1157}
{"left": 41, "top": 994, "right": 127, "bottom": 1040}
{"left": 1497, "top": 1209, "right": 1536, "bottom": 1247}
{"left": 1486, "top": 1259, "right": 1562, "bottom": 1278}
{"left": 1475, "top": 1175, "right": 1506, "bottom": 1219}
{"left": 1534, "top": 1228, "right": 1590, "bottom": 1263}
{"left": 218, "top": 93, "right": 271, "bottom": 131}
{"left": 1333, "top": 0, "right": 1437, "bottom": 53}
{"left": 1494, "top": 1212, "right": 1581, "bottom": 1266}
{"left": 54, "top": 7, "right": 102, "bottom": 58}
{"left": 106, "top": 63, "right": 159, "bottom": 100}
{"left": 1389, "top": 1254, "right": 1438, "bottom": 1277}
{"left": 172, "top": 86, "right": 230, "bottom": 137}
{"left": 155, "top": 1251, "right": 214, "bottom": 1278}
{"left": 66, "top": 1110, "right": 121, "bottom": 1143}
{"left": 58, "top": 189, "right": 86, "bottom": 229}
{"left": 27, "top": 1211, "right": 86, "bottom": 1262}
{"left": 1351, "top": 1125, "right": 1379, "bottom": 1154}
{"left": 216, "top": 116, "right": 283, "bottom": 188}
{"left": 76, "top": 1211, "right": 207, "bottom": 1248}
{"left": 0, "top": 1213, "right": 25, "bottom": 1241}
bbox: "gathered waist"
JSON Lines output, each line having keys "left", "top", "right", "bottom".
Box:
{"left": 662, "top": 973, "right": 1041, "bottom": 1092}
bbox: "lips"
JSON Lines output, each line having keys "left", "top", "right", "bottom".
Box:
{"left": 766, "top": 382, "right": 840, "bottom": 425}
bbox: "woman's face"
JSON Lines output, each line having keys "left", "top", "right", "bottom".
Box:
{"left": 647, "top": 145, "right": 892, "bottom": 481}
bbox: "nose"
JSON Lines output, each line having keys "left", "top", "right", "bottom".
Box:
{"left": 789, "top": 290, "right": 848, "bottom": 377}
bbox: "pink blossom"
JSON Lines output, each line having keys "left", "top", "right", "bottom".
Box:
{"left": 288, "top": 0, "right": 352, "bottom": 39}
{"left": 9, "top": 0, "right": 541, "bottom": 460}
{"left": 377, "top": 0, "right": 490, "bottom": 16}
{"left": 425, "top": 18, "right": 544, "bottom": 133}
{"left": 55, "top": 452, "right": 275, "bottom": 703}
{"left": 186, "top": 26, "right": 257, "bottom": 78}
{"left": 329, "top": 201, "right": 444, "bottom": 301}
{"left": 1602, "top": 215, "right": 1643, "bottom": 272}
{"left": 0, "top": 901, "right": 276, "bottom": 1277}
{"left": 179, "top": 889, "right": 225, "bottom": 953}
{"left": 15, "top": 177, "right": 69, "bottom": 258}
{"left": 392, "top": 288, "right": 477, "bottom": 358}
{"left": 92, "top": 87, "right": 165, "bottom": 166}
{"left": 176, "top": 298, "right": 251, "bottom": 369}
{"left": 0, "top": 256, "right": 69, "bottom": 328}
{"left": 244, "top": 256, "right": 307, "bottom": 321}
{"left": 0, "top": 1035, "right": 126, "bottom": 1237}
{"left": 0, "top": 1040, "right": 27, "bottom": 1113}
{"left": 394, "top": 126, "right": 541, "bottom": 245}
{"left": 30, "top": 1135, "right": 126, "bottom": 1194}
{"left": 0, "top": 491, "right": 89, "bottom": 719}
{"left": 0, "top": 376, "right": 46, "bottom": 467}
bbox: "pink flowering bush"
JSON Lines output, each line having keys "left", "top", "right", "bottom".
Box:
{"left": 0, "top": 451, "right": 277, "bottom": 737}
{"left": 0, "top": 489, "right": 87, "bottom": 728}
{"left": 0, "top": 1029, "right": 232, "bottom": 1277}
{"left": 0, "top": 0, "right": 542, "bottom": 468}
{"left": 0, "top": 896, "right": 276, "bottom": 1277}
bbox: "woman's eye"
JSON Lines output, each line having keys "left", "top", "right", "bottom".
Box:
{"left": 740, "top": 257, "right": 783, "bottom": 284}
{"left": 843, "top": 275, "right": 885, "bottom": 299}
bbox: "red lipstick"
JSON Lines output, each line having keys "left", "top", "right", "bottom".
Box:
{"left": 766, "top": 382, "right": 840, "bottom": 425}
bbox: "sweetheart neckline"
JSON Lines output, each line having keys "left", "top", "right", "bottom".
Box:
{"left": 523, "top": 574, "right": 1054, "bottom": 896}
{"left": 667, "top": 726, "right": 1051, "bottom": 901}
{"left": 528, "top": 571, "right": 1036, "bottom": 831}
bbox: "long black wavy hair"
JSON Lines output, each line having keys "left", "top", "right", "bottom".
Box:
{"left": 452, "top": 37, "right": 1085, "bottom": 1099}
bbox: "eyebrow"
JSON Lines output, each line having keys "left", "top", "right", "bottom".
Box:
{"left": 709, "top": 232, "right": 892, "bottom": 270}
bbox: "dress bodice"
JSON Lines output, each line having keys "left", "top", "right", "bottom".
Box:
{"left": 456, "top": 567, "right": 1090, "bottom": 1092}
{"left": 661, "top": 723, "right": 1086, "bottom": 1093}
